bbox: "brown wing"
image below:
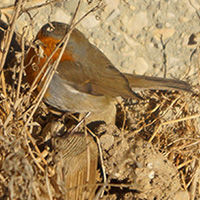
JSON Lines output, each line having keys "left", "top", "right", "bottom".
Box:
{"left": 42, "top": 23, "right": 142, "bottom": 100}
{"left": 57, "top": 60, "right": 142, "bottom": 100}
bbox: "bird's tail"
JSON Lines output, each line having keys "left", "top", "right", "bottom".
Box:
{"left": 124, "top": 73, "right": 191, "bottom": 92}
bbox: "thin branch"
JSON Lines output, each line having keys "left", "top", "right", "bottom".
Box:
{"left": 0, "top": 0, "right": 26, "bottom": 73}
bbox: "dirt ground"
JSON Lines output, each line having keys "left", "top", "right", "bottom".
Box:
{"left": 0, "top": 0, "right": 200, "bottom": 200}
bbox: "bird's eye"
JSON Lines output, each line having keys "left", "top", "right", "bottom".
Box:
{"left": 46, "top": 26, "right": 54, "bottom": 32}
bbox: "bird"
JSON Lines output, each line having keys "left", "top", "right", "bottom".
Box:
{"left": 51, "top": 132, "right": 98, "bottom": 200}
{"left": 24, "top": 21, "right": 191, "bottom": 114}
{"left": 23, "top": 22, "right": 191, "bottom": 199}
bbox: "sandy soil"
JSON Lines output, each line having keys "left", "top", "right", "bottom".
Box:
{"left": 0, "top": 0, "right": 200, "bottom": 200}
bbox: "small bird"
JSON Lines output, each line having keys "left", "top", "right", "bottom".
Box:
{"left": 24, "top": 21, "right": 191, "bottom": 114}
{"left": 24, "top": 21, "right": 191, "bottom": 199}
{"left": 51, "top": 132, "right": 98, "bottom": 200}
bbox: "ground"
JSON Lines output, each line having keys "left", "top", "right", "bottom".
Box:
{"left": 0, "top": 0, "right": 200, "bottom": 199}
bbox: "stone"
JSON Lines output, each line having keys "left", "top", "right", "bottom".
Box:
{"left": 100, "top": 134, "right": 115, "bottom": 151}
{"left": 127, "top": 11, "right": 148, "bottom": 36}
{"left": 134, "top": 57, "right": 149, "bottom": 74}
{"left": 153, "top": 27, "right": 175, "bottom": 41}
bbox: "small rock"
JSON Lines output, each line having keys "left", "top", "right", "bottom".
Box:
{"left": 147, "top": 163, "right": 153, "bottom": 169}
{"left": 100, "top": 134, "right": 114, "bottom": 151}
{"left": 153, "top": 27, "right": 175, "bottom": 41}
{"left": 148, "top": 171, "right": 155, "bottom": 179}
{"left": 124, "top": 34, "right": 139, "bottom": 47}
{"left": 179, "top": 16, "right": 189, "bottom": 23}
{"left": 173, "top": 189, "right": 190, "bottom": 200}
{"left": 109, "top": 24, "right": 120, "bottom": 35}
{"left": 127, "top": 11, "right": 148, "bottom": 36}
{"left": 134, "top": 57, "right": 149, "bottom": 74}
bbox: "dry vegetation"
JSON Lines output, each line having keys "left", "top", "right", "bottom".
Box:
{"left": 0, "top": 1, "right": 200, "bottom": 200}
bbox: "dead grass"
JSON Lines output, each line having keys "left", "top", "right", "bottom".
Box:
{"left": 0, "top": 1, "right": 200, "bottom": 199}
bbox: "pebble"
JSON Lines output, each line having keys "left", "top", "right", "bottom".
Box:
{"left": 126, "top": 11, "right": 148, "bottom": 36}
{"left": 179, "top": 16, "right": 189, "bottom": 23}
{"left": 173, "top": 189, "right": 190, "bottom": 200}
{"left": 120, "top": 44, "right": 130, "bottom": 52}
{"left": 153, "top": 27, "right": 175, "bottom": 41}
{"left": 100, "top": 134, "right": 114, "bottom": 151}
{"left": 134, "top": 57, "right": 149, "bottom": 74}
{"left": 121, "top": 56, "right": 135, "bottom": 73}
{"left": 93, "top": 38, "right": 101, "bottom": 46}
{"left": 123, "top": 34, "right": 139, "bottom": 47}
{"left": 148, "top": 171, "right": 155, "bottom": 179}
{"left": 109, "top": 24, "right": 120, "bottom": 35}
